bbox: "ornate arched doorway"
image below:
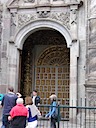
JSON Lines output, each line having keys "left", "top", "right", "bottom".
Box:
{"left": 20, "top": 29, "right": 70, "bottom": 118}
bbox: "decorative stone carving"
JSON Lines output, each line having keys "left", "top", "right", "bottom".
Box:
{"left": 37, "top": 45, "right": 70, "bottom": 66}
{"left": 70, "top": 9, "right": 77, "bottom": 24}
{"left": 10, "top": 12, "right": 17, "bottom": 36}
{"left": 89, "top": 92, "right": 96, "bottom": 107}
{"left": 50, "top": 12, "right": 70, "bottom": 29}
{"left": 18, "top": 12, "right": 70, "bottom": 29}
{"left": 70, "top": 6, "right": 78, "bottom": 40}
{"left": 37, "top": 11, "right": 50, "bottom": 18}
{"left": 18, "top": 14, "right": 37, "bottom": 27}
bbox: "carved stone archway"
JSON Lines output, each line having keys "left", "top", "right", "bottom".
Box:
{"left": 11, "top": 20, "right": 79, "bottom": 118}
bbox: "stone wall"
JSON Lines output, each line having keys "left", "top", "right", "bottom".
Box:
{"left": 85, "top": 0, "right": 96, "bottom": 108}
{"left": 0, "top": 0, "right": 86, "bottom": 107}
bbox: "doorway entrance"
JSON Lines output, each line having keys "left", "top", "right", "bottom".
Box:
{"left": 20, "top": 29, "right": 70, "bottom": 118}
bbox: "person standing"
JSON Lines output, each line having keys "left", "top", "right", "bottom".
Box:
{"left": 1, "top": 87, "right": 17, "bottom": 128}
{"left": 45, "top": 94, "right": 57, "bottom": 128}
{"left": 8, "top": 98, "right": 28, "bottom": 128}
{"left": 32, "top": 90, "right": 40, "bottom": 106}
{"left": 25, "top": 96, "right": 41, "bottom": 128}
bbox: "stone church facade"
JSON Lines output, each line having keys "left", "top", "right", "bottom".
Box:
{"left": 0, "top": 0, "right": 96, "bottom": 117}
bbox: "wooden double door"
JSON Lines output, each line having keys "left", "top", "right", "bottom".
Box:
{"left": 35, "top": 65, "right": 70, "bottom": 118}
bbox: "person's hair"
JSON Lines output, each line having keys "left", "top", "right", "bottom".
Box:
{"left": 25, "top": 96, "right": 33, "bottom": 105}
{"left": 16, "top": 98, "right": 23, "bottom": 104}
{"left": 8, "top": 86, "right": 14, "bottom": 92}
{"left": 49, "top": 94, "right": 57, "bottom": 101}
{"left": 33, "top": 90, "right": 37, "bottom": 93}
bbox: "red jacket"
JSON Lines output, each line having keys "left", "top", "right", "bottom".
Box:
{"left": 10, "top": 104, "right": 28, "bottom": 118}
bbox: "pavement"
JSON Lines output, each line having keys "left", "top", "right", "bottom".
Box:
{"left": 0, "top": 120, "right": 82, "bottom": 128}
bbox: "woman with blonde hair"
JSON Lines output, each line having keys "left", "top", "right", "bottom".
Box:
{"left": 25, "top": 96, "right": 41, "bottom": 128}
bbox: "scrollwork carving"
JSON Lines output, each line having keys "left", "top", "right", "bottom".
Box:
{"left": 50, "top": 12, "right": 70, "bottom": 29}
{"left": 18, "top": 12, "right": 70, "bottom": 29}
{"left": 18, "top": 14, "right": 37, "bottom": 27}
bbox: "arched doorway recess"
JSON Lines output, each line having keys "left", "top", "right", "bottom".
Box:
{"left": 21, "top": 29, "right": 70, "bottom": 118}
{"left": 14, "top": 20, "right": 78, "bottom": 118}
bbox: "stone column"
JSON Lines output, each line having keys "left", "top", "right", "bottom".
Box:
{"left": 85, "top": 0, "right": 96, "bottom": 127}
{"left": 8, "top": 42, "right": 18, "bottom": 91}
{"left": 69, "top": 4, "right": 78, "bottom": 120}
{"left": 1, "top": 3, "right": 11, "bottom": 93}
{"left": 69, "top": 41, "right": 79, "bottom": 120}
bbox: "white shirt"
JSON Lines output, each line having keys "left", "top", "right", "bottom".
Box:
{"left": 32, "top": 96, "right": 36, "bottom": 105}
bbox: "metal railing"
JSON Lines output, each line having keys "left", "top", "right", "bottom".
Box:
{"left": 37, "top": 105, "right": 96, "bottom": 128}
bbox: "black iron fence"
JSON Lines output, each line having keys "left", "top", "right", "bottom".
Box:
{"left": 37, "top": 105, "right": 96, "bottom": 128}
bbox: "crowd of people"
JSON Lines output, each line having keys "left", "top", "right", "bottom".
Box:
{"left": 0, "top": 87, "right": 58, "bottom": 128}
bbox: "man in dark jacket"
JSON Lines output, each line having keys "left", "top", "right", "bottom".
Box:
{"left": 32, "top": 90, "right": 40, "bottom": 106}
{"left": 1, "top": 87, "right": 17, "bottom": 128}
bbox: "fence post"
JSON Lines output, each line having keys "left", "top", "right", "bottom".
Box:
{"left": 85, "top": 97, "right": 86, "bottom": 128}
{"left": 57, "top": 105, "right": 60, "bottom": 128}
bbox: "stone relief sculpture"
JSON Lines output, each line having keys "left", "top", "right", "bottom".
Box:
{"left": 70, "top": 8, "right": 77, "bottom": 40}
{"left": 18, "top": 12, "right": 70, "bottom": 29}
{"left": 50, "top": 12, "right": 70, "bottom": 29}
{"left": 18, "top": 14, "right": 37, "bottom": 27}
{"left": 88, "top": 92, "right": 96, "bottom": 112}
{"left": 70, "top": 9, "right": 77, "bottom": 24}
{"left": 37, "top": 11, "right": 50, "bottom": 18}
{"left": 10, "top": 12, "right": 17, "bottom": 36}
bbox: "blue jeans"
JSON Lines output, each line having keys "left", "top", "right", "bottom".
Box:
{"left": 2, "top": 114, "right": 10, "bottom": 128}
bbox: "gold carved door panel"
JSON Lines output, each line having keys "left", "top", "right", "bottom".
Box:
{"left": 35, "top": 45, "right": 70, "bottom": 119}
{"left": 35, "top": 66, "right": 56, "bottom": 104}
{"left": 35, "top": 65, "right": 70, "bottom": 119}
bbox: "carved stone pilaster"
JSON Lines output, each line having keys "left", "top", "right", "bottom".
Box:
{"left": 10, "top": 10, "right": 18, "bottom": 37}
{"left": 70, "top": 5, "right": 78, "bottom": 41}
